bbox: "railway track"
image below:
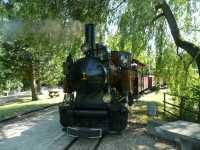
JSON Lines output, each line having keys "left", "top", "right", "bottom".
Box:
{"left": 93, "top": 135, "right": 105, "bottom": 150}
{"left": 64, "top": 137, "right": 79, "bottom": 150}
{"left": 63, "top": 135, "right": 105, "bottom": 150}
{"left": 47, "top": 131, "right": 106, "bottom": 150}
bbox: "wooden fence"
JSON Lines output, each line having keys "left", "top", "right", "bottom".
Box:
{"left": 163, "top": 92, "right": 200, "bottom": 123}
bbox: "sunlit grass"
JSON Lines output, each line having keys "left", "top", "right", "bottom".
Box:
{"left": 129, "top": 90, "right": 175, "bottom": 124}
{"left": 129, "top": 101, "right": 164, "bottom": 124}
{"left": 138, "top": 90, "right": 165, "bottom": 103}
{"left": 0, "top": 90, "right": 176, "bottom": 123}
{"left": 0, "top": 95, "right": 63, "bottom": 121}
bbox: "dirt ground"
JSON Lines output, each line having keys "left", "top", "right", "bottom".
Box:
{"left": 0, "top": 106, "right": 177, "bottom": 150}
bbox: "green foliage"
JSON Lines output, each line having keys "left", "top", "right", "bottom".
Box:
{"left": 8, "top": 0, "right": 66, "bottom": 20}
{"left": 0, "top": 0, "right": 199, "bottom": 105}
{"left": 107, "top": 34, "right": 121, "bottom": 50}
{"left": 41, "top": 52, "right": 64, "bottom": 86}
{"left": 1, "top": 21, "right": 68, "bottom": 87}
{"left": 0, "top": 40, "right": 27, "bottom": 93}
{"left": 0, "top": 1, "right": 73, "bottom": 90}
{"left": 187, "top": 79, "right": 200, "bottom": 102}
{"left": 65, "top": 0, "right": 109, "bottom": 23}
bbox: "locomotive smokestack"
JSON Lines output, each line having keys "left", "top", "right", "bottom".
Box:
{"left": 85, "top": 24, "right": 96, "bottom": 52}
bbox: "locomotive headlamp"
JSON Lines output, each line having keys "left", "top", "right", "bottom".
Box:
{"left": 103, "top": 94, "right": 112, "bottom": 103}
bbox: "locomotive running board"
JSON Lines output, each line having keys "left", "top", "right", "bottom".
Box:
{"left": 66, "top": 127, "right": 102, "bottom": 139}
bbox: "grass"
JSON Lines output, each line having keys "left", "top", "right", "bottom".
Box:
{"left": 0, "top": 95, "right": 63, "bottom": 121}
{"left": 138, "top": 90, "right": 165, "bottom": 103}
{"left": 0, "top": 90, "right": 177, "bottom": 123}
{"left": 129, "top": 89, "right": 176, "bottom": 124}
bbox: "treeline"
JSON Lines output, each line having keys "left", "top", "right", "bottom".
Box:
{"left": 0, "top": 0, "right": 200, "bottom": 106}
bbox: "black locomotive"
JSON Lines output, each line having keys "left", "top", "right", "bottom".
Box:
{"left": 59, "top": 24, "right": 136, "bottom": 138}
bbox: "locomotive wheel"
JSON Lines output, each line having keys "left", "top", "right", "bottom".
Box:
{"left": 109, "top": 104, "right": 128, "bottom": 132}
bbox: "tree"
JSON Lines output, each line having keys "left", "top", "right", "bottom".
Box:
{"left": 0, "top": 1, "right": 69, "bottom": 100}
{"left": 110, "top": 0, "right": 200, "bottom": 115}
{"left": 1, "top": 40, "right": 39, "bottom": 100}
{"left": 1, "top": 0, "right": 200, "bottom": 101}
{"left": 105, "top": 0, "right": 200, "bottom": 76}
{"left": 155, "top": 0, "right": 200, "bottom": 76}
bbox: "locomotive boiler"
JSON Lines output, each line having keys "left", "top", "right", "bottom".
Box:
{"left": 59, "top": 24, "right": 136, "bottom": 138}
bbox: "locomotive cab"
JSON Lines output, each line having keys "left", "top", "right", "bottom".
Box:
{"left": 59, "top": 24, "right": 132, "bottom": 138}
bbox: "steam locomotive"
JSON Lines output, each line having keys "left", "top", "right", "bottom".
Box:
{"left": 59, "top": 24, "right": 152, "bottom": 138}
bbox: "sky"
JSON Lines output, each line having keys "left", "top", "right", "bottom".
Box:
{"left": 2, "top": 0, "right": 9, "bottom": 3}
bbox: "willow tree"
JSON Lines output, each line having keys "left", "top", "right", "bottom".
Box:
{"left": 114, "top": 0, "right": 200, "bottom": 76}
{"left": 110, "top": 0, "right": 200, "bottom": 112}
{"left": 155, "top": 0, "right": 200, "bottom": 76}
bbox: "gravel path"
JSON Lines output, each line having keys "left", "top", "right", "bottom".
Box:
{"left": 98, "top": 128, "right": 176, "bottom": 150}
{"left": 0, "top": 106, "right": 73, "bottom": 150}
{"left": 0, "top": 106, "right": 177, "bottom": 150}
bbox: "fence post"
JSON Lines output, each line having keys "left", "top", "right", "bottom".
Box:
{"left": 163, "top": 92, "right": 166, "bottom": 115}
{"left": 198, "top": 101, "right": 200, "bottom": 123}
{"left": 179, "top": 97, "right": 185, "bottom": 120}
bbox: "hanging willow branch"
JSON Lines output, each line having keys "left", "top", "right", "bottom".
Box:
{"left": 155, "top": 0, "right": 200, "bottom": 76}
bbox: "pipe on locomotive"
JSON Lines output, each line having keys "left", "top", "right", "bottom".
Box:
{"left": 85, "top": 24, "right": 96, "bottom": 56}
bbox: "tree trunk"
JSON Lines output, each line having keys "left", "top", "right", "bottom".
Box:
{"left": 198, "top": 101, "right": 200, "bottom": 123}
{"left": 31, "top": 78, "right": 38, "bottom": 101}
{"left": 36, "top": 79, "right": 41, "bottom": 94}
{"left": 156, "top": 0, "right": 200, "bottom": 76}
{"left": 30, "top": 64, "right": 38, "bottom": 101}
{"left": 197, "top": 56, "right": 200, "bottom": 75}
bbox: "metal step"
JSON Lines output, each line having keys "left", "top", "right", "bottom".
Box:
{"left": 66, "top": 127, "right": 102, "bottom": 138}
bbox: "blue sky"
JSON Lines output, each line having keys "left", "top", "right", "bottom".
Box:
{"left": 3, "top": 0, "right": 9, "bottom": 3}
